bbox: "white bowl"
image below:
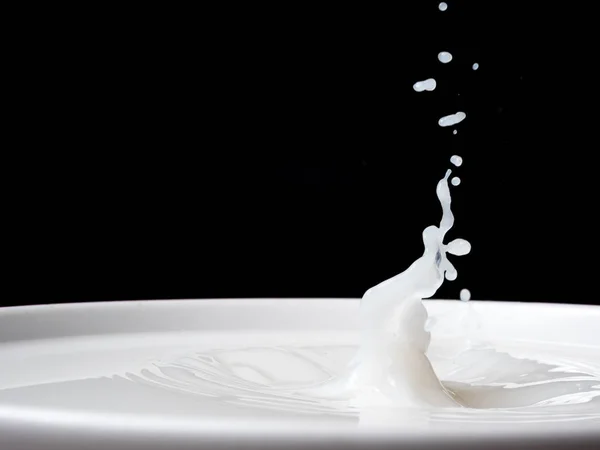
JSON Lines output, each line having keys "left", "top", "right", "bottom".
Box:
{"left": 0, "top": 299, "right": 598, "bottom": 449}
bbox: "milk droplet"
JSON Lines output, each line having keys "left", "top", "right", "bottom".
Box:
{"left": 460, "top": 289, "right": 471, "bottom": 301}
{"left": 451, "top": 177, "right": 461, "bottom": 186}
{"left": 438, "top": 112, "right": 466, "bottom": 127}
{"left": 472, "top": 63, "right": 479, "bottom": 70}
{"left": 438, "top": 2, "right": 448, "bottom": 11}
{"left": 413, "top": 78, "right": 437, "bottom": 92}
{"left": 447, "top": 238, "right": 471, "bottom": 256}
{"left": 438, "top": 52, "right": 453, "bottom": 63}
{"left": 453, "top": 130, "right": 458, "bottom": 135}
{"left": 450, "top": 155, "right": 463, "bottom": 167}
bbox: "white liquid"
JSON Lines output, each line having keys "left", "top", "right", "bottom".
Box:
{"left": 5, "top": 170, "right": 594, "bottom": 427}
{"left": 339, "top": 169, "right": 471, "bottom": 408}
{"left": 453, "top": 129, "right": 458, "bottom": 135}
{"left": 439, "top": 111, "right": 466, "bottom": 127}
{"left": 450, "top": 155, "right": 462, "bottom": 167}
{"left": 2, "top": 8, "right": 600, "bottom": 436}
{"left": 1, "top": 318, "right": 598, "bottom": 430}
{"left": 1, "top": 170, "right": 595, "bottom": 428}
{"left": 413, "top": 78, "right": 437, "bottom": 92}
{"left": 438, "top": 52, "right": 453, "bottom": 63}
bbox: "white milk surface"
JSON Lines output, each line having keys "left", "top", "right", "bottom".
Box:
{"left": 0, "top": 302, "right": 598, "bottom": 431}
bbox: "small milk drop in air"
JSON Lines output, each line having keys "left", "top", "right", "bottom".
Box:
{"left": 453, "top": 130, "right": 458, "bottom": 135}
{"left": 438, "top": 52, "right": 453, "bottom": 63}
{"left": 472, "top": 63, "right": 479, "bottom": 70}
{"left": 439, "top": 2, "right": 448, "bottom": 11}
{"left": 439, "top": 112, "right": 466, "bottom": 127}
{"left": 451, "top": 177, "right": 461, "bottom": 186}
{"left": 413, "top": 78, "right": 437, "bottom": 92}
{"left": 450, "top": 155, "right": 463, "bottom": 167}
{"left": 460, "top": 289, "right": 471, "bottom": 301}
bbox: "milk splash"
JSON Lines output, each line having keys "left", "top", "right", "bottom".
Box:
{"left": 342, "top": 170, "right": 471, "bottom": 407}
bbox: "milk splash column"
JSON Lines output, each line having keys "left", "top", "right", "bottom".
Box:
{"left": 347, "top": 170, "right": 471, "bottom": 407}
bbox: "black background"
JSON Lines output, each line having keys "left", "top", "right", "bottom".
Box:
{"left": 7, "top": 2, "right": 598, "bottom": 307}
